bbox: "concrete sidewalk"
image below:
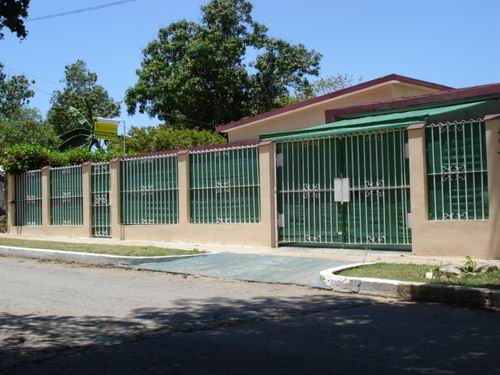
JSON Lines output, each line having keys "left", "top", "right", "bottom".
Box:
{"left": 3, "top": 233, "right": 495, "bottom": 267}
{"left": 128, "top": 253, "right": 354, "bottom": 288}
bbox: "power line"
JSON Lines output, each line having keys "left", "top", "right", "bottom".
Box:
{"left": 28, "top": 0, "right": 138, "bottom": 22}
{"left": 6, "top": 67, "right": 61, "bottom": 86}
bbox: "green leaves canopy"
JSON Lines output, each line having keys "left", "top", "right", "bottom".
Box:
{"left": 125, "top": 0, "right": 322, "bottom": 130}
{"left": 0, "top": 0, "right": 30, "bottom": 40}
{"left": 47, "top": 60, "right": 120, "bottom": 136}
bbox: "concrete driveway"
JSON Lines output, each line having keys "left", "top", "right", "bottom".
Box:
{"left": 129, "top": 253, "right": 355, "bottom": 288}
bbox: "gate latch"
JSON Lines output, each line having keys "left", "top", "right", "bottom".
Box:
{"left": 334, "top": 178, "right": 350, "bottom": 203}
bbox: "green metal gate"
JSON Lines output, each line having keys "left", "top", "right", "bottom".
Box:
{"left": 91, "top": 163, "right": 111, "bottom": 237}
{"left": 276, "top": 129, "right": 411, "bottom": 249}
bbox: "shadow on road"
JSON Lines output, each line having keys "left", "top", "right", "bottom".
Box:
{"left": 1, "top": 293, "right": 499, "bottom": 374}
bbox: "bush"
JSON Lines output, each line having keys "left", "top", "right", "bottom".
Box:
{"left": 0, "top": 145, "right": 120, "bottom": 174}
{"left": 108, "top": 125, "right": 226, "bottom": 155}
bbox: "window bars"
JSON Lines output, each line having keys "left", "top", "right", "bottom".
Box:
{"left": 426, "top": 119, "right": 489, "bottom": 221}
{"left": 121, "top": 155, "right": 178, "bottom": 225}
{"left": 50, "top": 165, "right": 83, "bottom": 226}
{"left": 276, "top": 129, "right": 411, "bottom": 246}
{"left": 190, "top": 146, "right": 260, "bottom": 224}
{"left": 15, "top": 170, "right": 42, "bottom": 226}
{"left": 91, "top": 163, "right": 111, "bottom": 237}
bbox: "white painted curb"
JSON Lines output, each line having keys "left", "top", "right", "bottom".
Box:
{"left": 0, "top": 245, "right": 207, "bottom": 266}
{"left": 320, "top": 263, "right": 500, "bottom": 309}
{"left": 319, "top": 262, "right": 424, "bottom": 298}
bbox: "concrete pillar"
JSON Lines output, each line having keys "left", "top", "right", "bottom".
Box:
{"left": 177, "top": 150, "right": 190, "bottom": 225}
{"left": 407, "top": 125, "right": 427, "bottom": 255}
{"left": 258, "top": 141, "right": 276, "bottom": 247}
{"left": 485, "top": 116, "right": 500, "bottom": 259}
{"left": 110, "top": 158, "right": 122, "bottom": 240}
{"left": 7, "top": 173, "right": 16, "bottom": 232}
{"left": 41, "top": 166, "right": 50, "bottom": 227}
{"left": 81, "top": 162, "right": 92, "bottom": 237}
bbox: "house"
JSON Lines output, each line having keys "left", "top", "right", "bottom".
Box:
{"left": 8, "top": 74, "right": 500, "bottom": 259}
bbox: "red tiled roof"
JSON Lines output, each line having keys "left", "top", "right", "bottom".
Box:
{"left": 216, "top": 74, "right": 452, "bottom": 133}
{"left": 325, "top": 82, "right": 500, "bottom": 122}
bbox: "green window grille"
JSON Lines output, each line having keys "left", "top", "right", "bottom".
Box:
{"left": 91, "top": 163, "right": 111, "bottom": 237}
{"left": 121, "top": 155, "right": 178, "bottom": 224}
{"left": 190, "top": 146, "right": 260, "bottom": 224}
{"left": 50, "top": 165, "right": 83, "bottom": 226}
{"left": 15, "top": 170, "right": 42, "bottom": 226}
{"left": 426, "top": 119, "right": 488, "bottom": 221}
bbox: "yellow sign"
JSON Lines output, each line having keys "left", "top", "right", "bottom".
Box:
{"left": 95, "top": 121, "right": 118, "bottom": 140}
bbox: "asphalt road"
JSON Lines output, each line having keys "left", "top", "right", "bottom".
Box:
{"left": 0, "top": 256, "right": 499, "bottom": 374}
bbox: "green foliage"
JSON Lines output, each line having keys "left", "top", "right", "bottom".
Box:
{"left": 0, "top": 144, "right": 118, "bottom": 174}
{"left": 250, "top": 38, "right": 321, "bottom": 114}
{"left": 47, "top": 60, "right": 120, "bottom": 136}
{"left": 0, "top": 108, "right": 59, "bottom": 149}
{"left": 109, "top": 125, "right": 226, "bottom": 155}
{"left": 125, "top": 0, "right": 321, "bottom": 130}
{"left": 0, "top": 144, "right": 50, "bottom": 174}
{"left": 463, "top": 256, "right": 477, "bottom": 273}
{"left": 58, "top": 106, "right": 102, "bottom": 150}
{"left": 278, "top": 74, "right": 359, "bottom": 106}
{"left": 0, "top": 63, "right": 34, "bottom": 117}
{"left": 0, "top": 0, "right": 30, "bottom": 39}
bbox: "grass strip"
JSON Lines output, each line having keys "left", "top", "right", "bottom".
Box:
{"left": 0, "top": 237, "right": 201, "bottom": 257}
{"left": 338, "top": 263, "right": 500, "bottom": 290}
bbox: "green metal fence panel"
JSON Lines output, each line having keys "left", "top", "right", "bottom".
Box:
{"left": 344, "top": 131, "right": 411, "bottom": 245}
{"left": 50, "top": 165, "right": 83, "bottom": 226}
{"left": 121, "top": 155, "right": 178, "bottom": 224}
{"left": 426, "top": 119, "right": 488, "bottom": 221}
{"left": 276, "top": 129, "right": 411, "bottom": 247}
{"left": 190, "top": 146, "right": 260, "bottom": 224}
{"left": 15, "top": 170, "right": 42, "bottom": 226}
{"left": 91, "top": 163, "right": 111, "bottom": 237}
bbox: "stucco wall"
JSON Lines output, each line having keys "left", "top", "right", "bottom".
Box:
{"left": 408, "top": 118, "right": 500, "bottom": 259}
{"left": 8, "top": 144, "right": 276, "bottom": 248}
{"left": 227, "top": 82, "right": 442, "bottom": 142}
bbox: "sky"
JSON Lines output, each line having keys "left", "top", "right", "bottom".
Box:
{"left": 1, "top": 0, "right": 500, "bottom": 132}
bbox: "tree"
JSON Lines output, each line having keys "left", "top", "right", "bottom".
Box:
{"left": 109, "top": 125, "right": 226, "bottom": 155}
{"left": 0, "top": 0, "right": 30, "bottom": 40}
{"left": 0, "top": 108, "right": 59, "bottom": 149}
{"left": 47, "top": 60, "right": 120, "bottom": 136}
{"left": 0, "top": 63, "right": 34, "bottom": 117}
{"left": 280, "top": 74, "right": 360, "bottom": 106}
{"left": 0, "top": 64, "right": 57, "bottom": 149}
{"left": 250, "top": 38, "right": 321, "bottom": 114}
{"left": 125, "top": 0, "right": 321, "bottom": 130}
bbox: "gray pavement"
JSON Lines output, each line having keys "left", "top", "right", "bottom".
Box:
{"left": 129, "top": 252, "right": 354, "bottom": 288}
{"left": 1, "top": 257, "right": 499, "bottom": 374}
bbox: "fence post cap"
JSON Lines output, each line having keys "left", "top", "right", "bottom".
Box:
{"left": 259, "top": 140, "right": 273, "bottom": 146}
{"left": 80, "top": 161, "right": 91, "bottom": 166}
{"left": 41, "top": 165, "right": 50, "bottom": 171}
{"left": 177, "top": 149, "right": 189, "bottom": 155}
{"left": 110, "top": 158, "right": 121, "bottom": 163}
{"left": 484, "top": 113, "right": 500, "bottom": 121}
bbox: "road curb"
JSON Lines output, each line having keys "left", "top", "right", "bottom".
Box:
{"left": 0, "top": 245, "right": 206, "bottom": 266}
{"left": 320, "top": 263, "right": 500, "bottom": 310}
